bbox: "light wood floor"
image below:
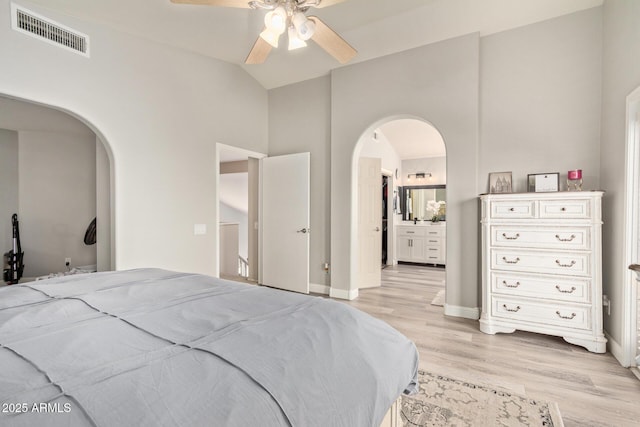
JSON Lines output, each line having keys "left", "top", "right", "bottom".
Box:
{"left": 340, "top": 264, "right": 640, "bottom": 427}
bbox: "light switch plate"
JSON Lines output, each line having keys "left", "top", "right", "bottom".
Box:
{"left": 194, "top": 224, "right": 207, "bottom": 235}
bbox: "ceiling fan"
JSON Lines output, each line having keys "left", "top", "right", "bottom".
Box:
{"left": 170, "top": 0, "right": 357, "bottom": 65}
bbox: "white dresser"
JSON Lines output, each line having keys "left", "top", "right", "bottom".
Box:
{"left": 479, "top": 191, "right": 606, "bottom": 353}
{"left": 396, "top": 224, "right": 446, "bottom": 265}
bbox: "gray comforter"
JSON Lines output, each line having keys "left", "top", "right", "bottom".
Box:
{"left": 0, "top": 269, "right": 419, "bottom": 426}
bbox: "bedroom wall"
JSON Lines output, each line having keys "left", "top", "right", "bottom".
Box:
{"left": 18, "top": 131, "right": 97, "bottom": 277}
{"left": 402, "top": 157, "right": 447, "bottom": 186}
{"left": 330, "top": 33, "right": 480, "bottom": 309}
{"left": 268, "top": 76, "right": 331, "bottom": 288}
{"left": 600, "top": 0, "right": 640, "bottom": 351}
{"left": 0, "top": 129, "right": 19, "bottom": 257}
{"left": 269, "top": 7, "right": 603, "bottom": 315}
{"left": 480, "top": 7, "right": 602, "bottom": 193}
{"left": 0, "top": 0, "right": 268, "bottom": 276}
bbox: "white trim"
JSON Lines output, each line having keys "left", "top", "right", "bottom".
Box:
{"left": 444, "top": 304, "right": 480, "bottom": 320}
{"left": 330, "top": 286, "right": 359, "bottom": 300}
{"left": 606, "top": 330, "right": 624, "bottom": 363}
{"left": 309, "top": 282, "right": 330, "bottom": 295}
{"left": 621, "top": 86, "right": 640, "bottom": 367}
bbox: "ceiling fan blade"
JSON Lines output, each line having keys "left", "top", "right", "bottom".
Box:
{"left": 170, "top": 0, "right": 251, "bottom": 7}
{"left": 313, "top": 0, "right": 348, "bottom": 8}
{"left": 245, "top": 36, "right": 272, "bottom": 64}
{"left": 308, "top": 16, "right": 356, "bottom": 64}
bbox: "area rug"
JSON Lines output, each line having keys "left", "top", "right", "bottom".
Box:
{"left": 401, "top": 370, "right": 564, "bottom": 427}
{"left": 430, "top": 290, "right": 445, "bottom": 306}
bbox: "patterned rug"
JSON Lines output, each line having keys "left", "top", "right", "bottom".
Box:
{"left": 401, "top": 370, "right": 564, "bottom": 427}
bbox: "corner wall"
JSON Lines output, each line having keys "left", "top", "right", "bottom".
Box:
{"left": 600, "top": 0, "right": 640, "bottom": 351}
{"left": 0, "top": 129, "right": 18, "bottom": 255}
{"left": 331, "top": 33, "right": 481, "bottom": 310}
{"left": 0, "top": 0, "right": 268, "bottom": 276}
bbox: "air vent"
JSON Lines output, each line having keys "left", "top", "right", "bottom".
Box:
{"left": 11, "top": 3, "right": 89, "bottom": 57}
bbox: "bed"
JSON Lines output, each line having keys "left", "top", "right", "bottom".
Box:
{"left": 0, "top": 268, "right": 419, "bottom": 426}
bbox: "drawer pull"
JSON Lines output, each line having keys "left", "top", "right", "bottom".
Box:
{"left": 555, "top": 234, "right": 576, "bottom": 242}
{"left": 503, "top": 304, "right": 521, "bottom": 312}
{"left": 561, "top": 207, "right": 567, "bottom": 212}
{"left": 555, "top": 285, "right": 577, "bottom": 294}
{"left": 555, "top": 259, "right": 577, "bottom": 268}
{"left": 509, "top": 207, "right": 515, "bottom": 212}
{"left": 502, "top": 233, "right": 520, "bottom": 240}
{"left": 407, "top": 231, "right": 415, "bottom": 234}
{"left": 502, "top": 280, "right": 521, "bottom": 288}
{"left": 429, "top": 240, "right": 438, "bottom": 243}
{"left": 555, "top": 311, "right": 577, "bottom": 320}
{"left": 502, "top": 256, "right": 520, "bottom": 264}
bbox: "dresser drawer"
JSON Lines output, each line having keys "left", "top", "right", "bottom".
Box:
{"left": 492, "top": 272, "right": 591, "bottom": 303}
{"left": 491, "top": 249, "right": 590, "bottom": 277}
{"left": 491, "top": 226, "right": 590, "bottom": 250}
{"left": 425, "top": 227, "right": 445, "bottom": 237}
{"left": 539, "top": 199, "right": 591, "bottom": 219}
{"left": 396, "top": 226, "right": 426, "bottom": 237}
{"left": 425, "top": 246, "right": 442, "bottom": 261}
{"left": 490, "top": 201, "right": 536, "bottom": 219}
{"left": 492, "top": 297, "right": 591, "bottom": 331}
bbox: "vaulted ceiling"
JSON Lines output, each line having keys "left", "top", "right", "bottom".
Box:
{"left": 24, "top": 0, "right": 602, "bottom": 89}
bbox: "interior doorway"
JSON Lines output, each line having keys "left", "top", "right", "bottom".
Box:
{"left": 216, "top": 143, "right": 264, "bottom": 283}
{"left": 353, "top": 117, "right": 447, "bottom": 298}
{"left": 0, "top": 94, "right": 114, "bottom": 279}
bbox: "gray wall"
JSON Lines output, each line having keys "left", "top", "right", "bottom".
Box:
{"left": 330, "top": 33, "right": 480, "bottom": 309}
{"left": 270, "top": 7, "right": 605, "bottom": 315}
{"left": 480, "top": 7, "right": 602, "bottom": 193}
{"left": 402, "top": 157, "right": 447, "bottom": 186}
{"left": 0, "top": 129, "right": 18, "bottom": 256}
{"left": 268, "top": 76, "right": 332, "bottom": 287}
{"left": 600, "top": 0, "right": 640, "bottom": 346}
{"left": 18, "top": 131, "right": 97, "bottom": 277}
{"left": 96, "top": 137, "right": 112, "bottom": 271}
{"left": 0, "top": 0, "right": 268, "bottom": 276}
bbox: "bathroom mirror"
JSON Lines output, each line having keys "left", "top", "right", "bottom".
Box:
{"left": 400, "top": 185, "right": 446, "bottom": 222}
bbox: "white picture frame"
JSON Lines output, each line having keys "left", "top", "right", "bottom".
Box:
{"left": 528, "top": 173, "right": 560, "bottom": 192}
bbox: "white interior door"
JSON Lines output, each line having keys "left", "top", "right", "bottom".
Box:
{"left": 358, "top": 157, "right": 382, "bottom": 289}
{"left": 261, "top": 152, "right": 310, "bottom": 294}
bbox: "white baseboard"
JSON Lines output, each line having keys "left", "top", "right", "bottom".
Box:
{"left": 444, "top": 304, "right": 480, "bottom": 320}
{"left": 330, "top": 287, "right": 359, "bottom": 301}
{"left": 605, "top": 331, "right": 627, "bottom": 366}
{"left": 309, "top": 282, "right": 330, "bottom": 295}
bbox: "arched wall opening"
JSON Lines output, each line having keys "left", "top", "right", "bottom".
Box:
{"left": 351, "top": 115, "right": 447, "bottom": 295}
{"left": 0, "top": 93, "right": 115, "bottom": 277}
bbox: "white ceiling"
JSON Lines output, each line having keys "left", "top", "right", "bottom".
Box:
{"left": 378, "top": 119, "right": 445, "bottom": 160}
{"left": 21, "top": 0, "right": 602, "bottom": 89}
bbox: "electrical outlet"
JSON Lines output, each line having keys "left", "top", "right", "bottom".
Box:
{"left": 65, "top": 257, "right": 71, "bottom": 266}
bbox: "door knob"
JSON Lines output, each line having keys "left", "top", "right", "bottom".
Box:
{"left": 297, "top": 228, "right": 309, "bottom": 234}
{"left": 375, "top": 227, "right": 380, "bottom": 232}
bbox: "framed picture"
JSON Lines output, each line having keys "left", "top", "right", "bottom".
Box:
{"left": 488, "top": 172, "right": 512, "bottom": 194}
{"left": 528, "top": 172, "right": 560, "bottom": 192}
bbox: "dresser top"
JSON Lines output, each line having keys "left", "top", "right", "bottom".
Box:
{"left": 479, "top": 190, "right": 604, "bottom": 199}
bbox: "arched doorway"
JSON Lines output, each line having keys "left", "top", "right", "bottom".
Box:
{"left": 0, "top": 94, "right": 115, "bottom": 277}
{"left": 352, "top": 115, "right": 447, "bottom": 301}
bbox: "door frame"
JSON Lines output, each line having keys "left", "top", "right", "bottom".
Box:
{"left": 215, "top": 143, "right": 266, "bottom": 278}
{"left": 622, "top": 86, "right": 640, "bottom": 367}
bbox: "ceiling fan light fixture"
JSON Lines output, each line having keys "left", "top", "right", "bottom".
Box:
{"left": 259, "top": 28, "right": 280, "bottom": 48}
{"left": 288, "top": 26, "right": 307, "bottom": 50}
{"left": 292, "top": 11, "right": 315, "bottom": 41}
{"left": 264, "top": 6, "right": 287, "bottom": 34}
